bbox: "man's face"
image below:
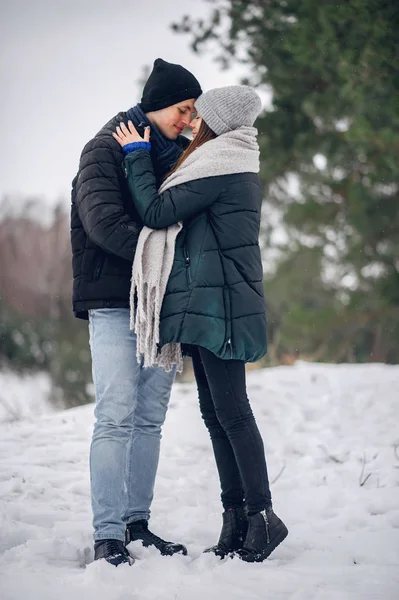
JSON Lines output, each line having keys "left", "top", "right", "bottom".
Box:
{"left": 146, "top": 99, "right": 196, "bottom": 139}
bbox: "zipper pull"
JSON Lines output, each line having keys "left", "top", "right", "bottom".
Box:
{"left": 183, "top": 246, "right": 190, "bottom": 265}
{"left": 261, "top": 510, "right": 271, "bottom": 544}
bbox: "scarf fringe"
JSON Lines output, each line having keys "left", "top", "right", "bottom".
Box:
{"left": 130, "top": 225, "right": 183, "bottom": 373}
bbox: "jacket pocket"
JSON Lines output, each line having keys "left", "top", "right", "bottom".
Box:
{"left": 93, "top": 255, "right": 105, "bottom": 280}
{"left": 183, "top": 245, "right": 192, "bottom": 286}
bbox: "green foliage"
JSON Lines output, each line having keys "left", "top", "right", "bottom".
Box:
{"left": 0, "top": 297, "right": 93, "bottom": 408}
{"left": 47, "top": 315, "right": 93, "bottom": 408}
{"left": 0, "top": 298, "right": 51, "bottom": 371}
{"left": 172, "top": 0, "right": 399, "bottom": 363}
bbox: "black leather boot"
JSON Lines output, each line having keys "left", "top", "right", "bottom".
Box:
{"left": 126, "top": 520, "right": 187, "bottom": 556}
{"left": 239, "top": 508, "right": 288, "bottom": 562}
{"left": 94, "top": 539, "right": 134, "bottom": 566}
{"left": 204, "top": 507, "right": 248, "bottom": 558}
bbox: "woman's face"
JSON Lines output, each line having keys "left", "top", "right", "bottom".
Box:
{"left": 190, "top": 114, "right": 202, "bottom": 139}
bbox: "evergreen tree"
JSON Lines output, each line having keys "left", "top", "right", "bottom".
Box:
{"left": 173, "top": 0, "right": 399, "bottom": 362}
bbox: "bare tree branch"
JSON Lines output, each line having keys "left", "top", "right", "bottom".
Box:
{"left": 359, "top": 452, "right": 374, "bottom": 487}
{"left": 271, "top": 463, "right": 286, "bottom": 484}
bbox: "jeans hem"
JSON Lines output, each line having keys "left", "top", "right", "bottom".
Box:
{"left": 126, "top": 514, "right": 150, "bottom": 525}
{"left": 93, "top": 533, "right": 126, "bottom": 543}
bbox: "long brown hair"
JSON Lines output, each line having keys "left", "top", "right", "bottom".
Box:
{"left": 166, "top": 119, "right": 216, "bottom": 179}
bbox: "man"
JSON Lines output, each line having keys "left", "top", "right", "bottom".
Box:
{"left": 71, "top": 59, "right": 202, "bottom": 566}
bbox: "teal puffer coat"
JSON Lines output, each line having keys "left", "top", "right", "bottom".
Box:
{"left": 124, "top": 150, "right": 267, "bottom": 362}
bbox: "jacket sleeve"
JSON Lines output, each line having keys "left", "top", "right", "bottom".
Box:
{"left": 75, "top": 137, "right": 142, "bottom": 261}
{"left": 123, "top": 150, "right": 218, "bottom": 229}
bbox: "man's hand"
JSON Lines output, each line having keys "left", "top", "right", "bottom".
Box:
{"left": 112, "top": 121, "right": 150, "bottom": 147}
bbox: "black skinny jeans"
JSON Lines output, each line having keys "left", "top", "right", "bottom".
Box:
{"left": 191, "top": 345, "right": 272, "bottom": 514}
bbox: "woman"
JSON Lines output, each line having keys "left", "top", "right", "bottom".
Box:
{"left": 113, "top": 86, "right": 288, "bottom": 562}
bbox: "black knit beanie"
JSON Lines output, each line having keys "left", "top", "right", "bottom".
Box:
{"left": 140, "top": 58, "right": 202, "bottom": 112}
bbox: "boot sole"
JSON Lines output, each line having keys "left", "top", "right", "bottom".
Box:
{"left": 133, "top": 539, "right": 187, "bottom": 556}
{"left": 239, "top": 522, "right": 288, "bottom": 563}
{"left": 160, "top": 544, "right": 188, "bottom": 556}
{"left": 204, "top": 539, "right": 244, "bottom": 559}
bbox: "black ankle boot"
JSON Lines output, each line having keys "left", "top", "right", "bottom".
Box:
{"left": 126, "top": 520, "right": 187, "bottom": 556}
{"left": 94, "top": 539, "right": 134, "bottom": 566}
{"left": 239, "top": 508, "right": 288, "bottom": 562}
{"left": 204, "top": 507, "right": 248, "bottom": 558}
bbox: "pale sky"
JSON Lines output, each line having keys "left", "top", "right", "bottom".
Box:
{"left": 0, "top": 0, "right": 252, "bottom": 205}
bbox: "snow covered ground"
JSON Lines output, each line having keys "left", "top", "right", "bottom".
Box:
{"left": 1, "top": 362, "right": 399, "bottom": 599}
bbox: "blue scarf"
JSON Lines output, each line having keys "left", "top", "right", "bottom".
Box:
{"left": 126, "top": 104, "right": 185, "bottom": 185}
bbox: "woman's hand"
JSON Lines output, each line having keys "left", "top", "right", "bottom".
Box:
{"left": 112, "top": 120, "right": 150, "bottom": 147}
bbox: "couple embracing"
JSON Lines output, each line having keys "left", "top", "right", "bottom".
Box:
{"left": 71, "top": 58, "right": 288, "bottom": 567}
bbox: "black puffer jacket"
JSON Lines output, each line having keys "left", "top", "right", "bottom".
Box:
{"left": 124, "top": 150, "right": 267, "bottom": 363}
{"left": 71, "top": 112, "right": 189, "bottom": 319}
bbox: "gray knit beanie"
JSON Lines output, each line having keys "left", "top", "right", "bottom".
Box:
{"left": 194, "top": 85, "right": 262, "bottom": 135}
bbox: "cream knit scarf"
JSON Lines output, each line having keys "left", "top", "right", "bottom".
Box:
{"left": 130, "top": 126, "right": 259, "bottom": 372}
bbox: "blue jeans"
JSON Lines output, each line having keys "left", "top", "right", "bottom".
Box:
{"left": 88, "top": 308, "right": 175, "bottom": 542}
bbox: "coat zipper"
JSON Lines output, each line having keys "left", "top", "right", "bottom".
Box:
{"left": 183, "top": 246, "right": 192, "bottom": 284}
{"left": 227, "top": 337, "right": 233, "bottom": 359}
